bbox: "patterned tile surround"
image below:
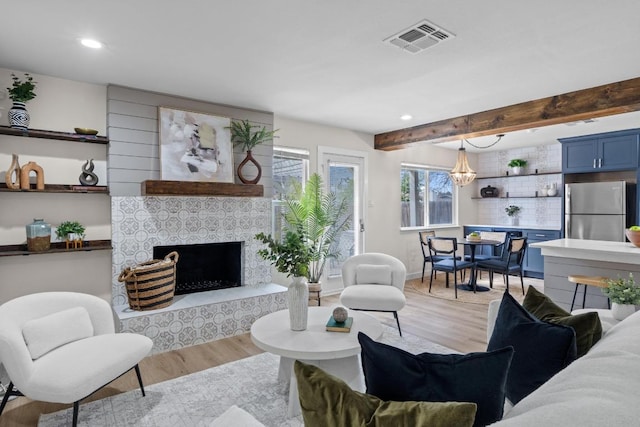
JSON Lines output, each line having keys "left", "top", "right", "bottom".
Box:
{"left": 473, "top": 143, "right": 562, "bottom": 228}
{"left": 111, "top": 196, "right": 287, "bottom": 353}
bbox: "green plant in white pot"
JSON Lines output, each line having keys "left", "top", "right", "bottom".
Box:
{"left": 505, "top": 205, "right": 521, "bottom": 226}
{"left": 55, "top": 221, "right": 86, "bottom": 249}
{"left": 508, "top": 159, "right": 527, "bottom": 175}
{"left": 603, "top": 273, "right": 640, "bottom": 320}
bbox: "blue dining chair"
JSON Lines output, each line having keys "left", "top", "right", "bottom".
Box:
{"left": 427, "top": 237, "right": 476, "bottom": 298}
{"left": 476, "top": 236, "right": 528, "bottom": 294}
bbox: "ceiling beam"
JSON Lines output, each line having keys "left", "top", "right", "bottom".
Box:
{"left": 374, "top": 76, "right": 640, "bottom": 151}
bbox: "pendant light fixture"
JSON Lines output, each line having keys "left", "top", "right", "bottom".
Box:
{"left": 449, "top": 134, "right": 504, "bottom": 187}
{"left": 449, "top": 141, "right": 476, "bottom": 186}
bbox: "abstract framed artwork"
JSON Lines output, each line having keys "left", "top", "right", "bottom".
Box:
{"left": 158, "top": 107, "right": 234, "bottom": 183}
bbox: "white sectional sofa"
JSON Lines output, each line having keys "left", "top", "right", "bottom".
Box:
{"left": 488, "top": 303, "right": 640, "bottom": 426}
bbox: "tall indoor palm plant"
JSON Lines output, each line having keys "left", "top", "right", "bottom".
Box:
{"left": 284, "top": 173, "right": 351, "bottom": 283}
{"left": 256, "top": 173, "right": 351, "bottom": 283}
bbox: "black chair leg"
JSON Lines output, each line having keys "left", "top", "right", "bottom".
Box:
{"left": 520, "top": 271, "right": 525, "bottom": 295}
{"left": 429, "top": 269, "right": 435, "bottom": 293}
{"left": 422, "top": 261, "right": 426, "bottom": 283}
{"left": 570, "top": 283, "right": 580, "bottom": 311}
{"left": 582, "top": 284, "right": 588, "bottom": 309}
{"left": 453, "top": 270, "right": 458, "bottom": 299}
{"left": 134, "top": 364, "right": 146, "bottom": 397}
{"left": 393, "top": 311, "right": 402, "bottom": 336}
{"left": 72, "top": 401, "right": 79, "bottom": 427}
{"left": 505, "top": 274, "right": 510, "bottom": 294}
{"left": 0, "top": 382, "right": 15, "bottom": 417}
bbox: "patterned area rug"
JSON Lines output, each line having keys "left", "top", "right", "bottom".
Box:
{"left": 38, "top": 326, "right": 455, "bottom": 427}
{"left": 409, "top": 274, "right": 544, "bottom": 305}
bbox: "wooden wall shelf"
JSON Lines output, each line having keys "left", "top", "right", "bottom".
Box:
{"left": 0, "top": 126, "right": 108, "bottom": 144}
{"left": 476, "top": 171, "right": 561, "bottom": 179}
{"left": 0, "top": 183, "right": 108, "bottom": 194}
{"left": 142, "top": 180, "right": 264, "bottom": 197}
{"left": 0, "top": 240, "right": 112, "bottom": 257}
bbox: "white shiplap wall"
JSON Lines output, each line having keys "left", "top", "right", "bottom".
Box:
{"left": 106, "top": 85, "right": 275, "bottom": 197}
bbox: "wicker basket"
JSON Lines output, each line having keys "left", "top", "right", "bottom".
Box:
{"left": 118, "top": 251, "right": 179, "bottom": 311}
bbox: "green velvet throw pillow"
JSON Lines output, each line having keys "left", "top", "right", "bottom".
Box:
{"left": 294, "top": 360, "right": 477, "bottom": 427}
{"left": 523, "top": 286, "right": 602, "bottom": 357}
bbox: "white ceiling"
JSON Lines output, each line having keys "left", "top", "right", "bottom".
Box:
{"left": 1, "top": 0, "right": 639, "bottom": 151}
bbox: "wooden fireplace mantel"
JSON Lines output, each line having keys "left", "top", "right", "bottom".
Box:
{"left": 141, "top": 180, "right": 264, "bottom": 197}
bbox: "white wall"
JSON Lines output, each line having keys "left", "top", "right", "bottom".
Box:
{"left": 274, "top": 116, "right": 476, "bottom": 286}
{"left": 0, "top": 68, "right": 111, "bottom": 303}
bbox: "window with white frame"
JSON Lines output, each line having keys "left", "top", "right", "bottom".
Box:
{"left": 400, "top": 164, "right": 456, "bottom": 229}
{"left": 272, "top": 147, "right": 309, "bottom": 238}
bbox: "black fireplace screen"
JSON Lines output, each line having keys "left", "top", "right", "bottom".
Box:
{"left": 153, "top": 242, "right": 242, "bottom": 295}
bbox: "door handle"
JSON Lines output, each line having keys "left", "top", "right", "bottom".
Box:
{"left": 359, "top": 219, "right": 365, "bottom": 232}
{"left": 593, "top": 158, "right": 596, "bottom": 168}
{"left": 598, "top": 158, "right": 602, "bottom": 168}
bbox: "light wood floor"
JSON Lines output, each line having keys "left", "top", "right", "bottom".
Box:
{"left": 0, "top": 278, "right": 489, "bottom": 426}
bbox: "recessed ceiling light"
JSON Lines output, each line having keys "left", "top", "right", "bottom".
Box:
{"left": 400, "top": 114, "right": 413, "bottom": 121}
{"left": 80, "top": 38, "right": 103, "bottom": 49}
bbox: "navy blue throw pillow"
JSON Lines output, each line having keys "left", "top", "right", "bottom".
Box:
{"left": 487, "top": 291, "right": 577, "bottom": 405}
{"left": 358, "top": 332, "right": 513, "bottom": 427}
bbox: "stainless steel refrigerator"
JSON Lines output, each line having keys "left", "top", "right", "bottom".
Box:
{"left": 564, "top": 181, "right": 631, "bottom": 242}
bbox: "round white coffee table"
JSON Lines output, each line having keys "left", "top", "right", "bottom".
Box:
{"left": 250, "top": 306, "right": 383, "bottom": 417}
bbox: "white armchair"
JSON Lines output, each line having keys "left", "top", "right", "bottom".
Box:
{"left": 339, "top": 253, "right": 407, "bottom": 335}
{"left": 0, "top": 292, "right": 153, "bottom": 426}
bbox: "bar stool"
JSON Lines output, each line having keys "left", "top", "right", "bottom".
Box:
{"left": 308, "top": 282, "right": 321, "bottom": 306}
{"left": 567, "top": 275, "right": 610, "bottom": 311}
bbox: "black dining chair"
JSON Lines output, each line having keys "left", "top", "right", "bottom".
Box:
{"left": 464, "top": 231, "right": 507, "bottom": 279}
{"left": 475, "top": 236, "right": 528, "bottom": 295}
{"left": 427, "top": 237, "right": 475, "bottom": 298}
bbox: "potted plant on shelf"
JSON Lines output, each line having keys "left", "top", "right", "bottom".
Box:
{"left": 227, "top": 119, "right": 279, "bottom": 184}
{"left": 505, "top": 205, "right": 521, "bottom": 226}
{"left": 255, "top": 173, "right": 351, "bottom": 330}
{"left": 603, "top": 273, "right": 640, "bottom": 320}
{"left": 6, "top": 73, "right": 37, "bottom": 131}
{"left": 55, "top": 221, "right": 86, "bottom": 249}
{"left": 508, "top": 159, "right": 527, "bottom": 175}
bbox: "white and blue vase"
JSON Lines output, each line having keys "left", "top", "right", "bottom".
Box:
{"left": 288, "top": 276, "right": 309, "bottom": 331}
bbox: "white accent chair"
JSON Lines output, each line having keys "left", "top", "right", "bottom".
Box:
{"left": 0, "top": 292, "right": 153, "bottom": 426}
{"left": 339, "top": 253, "right": 407, "bottom": 335}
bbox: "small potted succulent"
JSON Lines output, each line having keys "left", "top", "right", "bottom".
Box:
{"left": 505, "top": 205, "right": 521, "bottom": 225}
{"left": 603, "top": 273, "right": 640, "bottom": 320}
{"left": 55, "top": 221, "right": 86, "bottom": 249}
{"left": 6, "top": 73, "right": 37, "bottom": 130}
{"left": 508, "top": 159, "right": 527, "bottom": 175}
{"left": 227, "top": 119, "right": 279, "bottom": 184}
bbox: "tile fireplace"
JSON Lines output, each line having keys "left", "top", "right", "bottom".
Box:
{"left": 111, "top": 196, "right": 287, "bottom": 353}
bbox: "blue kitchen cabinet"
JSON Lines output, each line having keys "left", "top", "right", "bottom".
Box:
{"left": 560, "top": 129, "right": 639, "bottom": 173}
{"left": 523, "top": 229, "right": 561, "bottom": 279}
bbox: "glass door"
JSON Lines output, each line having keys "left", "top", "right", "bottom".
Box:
{"left": 319, "top": 148, "right": 366, "bottom": 279}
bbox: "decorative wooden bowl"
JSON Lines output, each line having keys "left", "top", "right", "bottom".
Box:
{"left": 625, "top": 228, "right": 640, "bottom": 247}
{"left": 74, "top": 127, "right": 99, "bottom": 135}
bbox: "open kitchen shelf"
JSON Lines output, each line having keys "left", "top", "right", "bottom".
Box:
{"left": 471, "top": 195, "right": 562, "bottom": 199}
{"left": 476, "top": 171, "right": 561, "bottom": 179}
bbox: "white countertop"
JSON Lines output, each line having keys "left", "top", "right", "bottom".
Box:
{"left": 531, "top": 238, "right": 640, "bottom": 264}
{"left": 465, "top": 224, "right": 561, "bottom": 231}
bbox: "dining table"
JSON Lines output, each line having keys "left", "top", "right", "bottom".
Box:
{"left": 457, "top": 238, "right": 502, "bottom": 292}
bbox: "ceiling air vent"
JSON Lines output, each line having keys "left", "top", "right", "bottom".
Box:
{"left": 384, "top": 19, "right": 455, "bottom": 54}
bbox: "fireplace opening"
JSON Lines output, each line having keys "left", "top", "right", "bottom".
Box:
{"left": 153, "top": 242, "right": 242, "bottom": 295}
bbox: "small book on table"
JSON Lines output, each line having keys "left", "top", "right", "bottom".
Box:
{"left": 326, "top": 316, "right": 353, "bottom": 333}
